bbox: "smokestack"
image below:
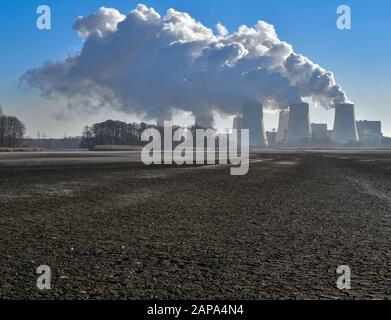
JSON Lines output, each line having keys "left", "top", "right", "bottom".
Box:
{"left": 194, "top": 114, "right": 213, "bottom": 129}
{"left": 242, "top": 103, "right": 268, "bottom": 147}
{"left": 287, "top": 102, "right": 311, "bottom": 144}
{"left": 332, "top": 103, "right": 359, "bottom": 144}
{"left": 232, "top": 115, "right": 242, "bottom": 130}
{"left": 277, "top": 109, "right": 289, "bottom": 144}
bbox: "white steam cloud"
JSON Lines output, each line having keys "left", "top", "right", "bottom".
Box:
{"left": 23, "top": 4, "right": 349, "bottom": 127}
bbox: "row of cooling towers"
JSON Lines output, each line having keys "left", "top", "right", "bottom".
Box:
{"left": 234, "top": 102, "right": 359, "bottom": 147}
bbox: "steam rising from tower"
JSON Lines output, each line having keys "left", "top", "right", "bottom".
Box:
{"left": 22, "top": 4, "right": 350, "bottom": 123}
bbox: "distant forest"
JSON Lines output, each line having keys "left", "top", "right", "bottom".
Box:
{"left": 80, "top": 120, "right": 189, "bottom": 150}
{"left": 0, "top": 115, "right": 179, "bottom": 150}
{"left": 80, "top": 120, "right": 145, "bottom": 149}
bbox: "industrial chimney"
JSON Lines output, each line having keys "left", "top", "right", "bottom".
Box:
{"left": 277, "top": 109, "right": 289, "bottom": 144}
{"left": 332, "top": 103, "right": 359, "bottom": 144}
{"left": 194, "top": 114, "right": 214, "bottom": 129}
{"left": 232, "top": 115, "right": 242, "bottom": 130}
{"left": 287, "top": 102, "right": 312, "bottom": 144}
{"left": 242, "top": 103, "right": 268, "bottom": 147}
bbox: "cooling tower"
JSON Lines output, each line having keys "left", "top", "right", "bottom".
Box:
{"left": 332, "top": 103, "right": 359, "bottom": 144}
{"left": 276, "top": 109, "right": 289, "bottom": 143}
{"left": 242, "top": 103, "right": 268, "bottom": 147}
{"left": 287, "top": 103, "right": 311, "bottom": 143}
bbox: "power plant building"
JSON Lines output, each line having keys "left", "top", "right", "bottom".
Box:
{"left": 266, "top": 130, "right": 277, "bottom": 147}
{"left": 357, "top": 120, "right": 383, "bottom": 146}
{"left": 227, "top": 101, "right": 387, "bottom": 149}
{"left": 311, "top": 123, "right": 328, "bottom": 139}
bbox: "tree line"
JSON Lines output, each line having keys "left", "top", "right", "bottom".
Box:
{"left": 0, "top": 115, "right": 26, "bottom": 147}
{"left": 80, "top": 120, "right": 193, "bottom": 149}
{"left": 80, "top": 120, "right": 148, "bottom": 149}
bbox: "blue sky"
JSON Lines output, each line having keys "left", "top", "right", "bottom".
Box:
{"left": 1, "top": 0, "right": 390, "bottom": 137}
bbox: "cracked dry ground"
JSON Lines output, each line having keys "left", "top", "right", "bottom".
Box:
{"left": 0, "top": 152, "right": 390, "bottom": 299}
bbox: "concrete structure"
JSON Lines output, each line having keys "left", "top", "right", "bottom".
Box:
{"left": 332, "top": 103, "right": 359, "bottom": 144}
{"left": 266, "top": 131, "right": 277, "bottom": 147}
{"left": 242, "top": 103, "right": 268, "bottom": 147}
{"left": 287, "top": 103, "right": 312, "bottom": 144}
{"left": 157, "top": 119, "right": 169, "bottom": 127}
{"left": 194, "top": 115, "right": 214, "bottom": 129}
{"left": 232, "top": 115, "right": 243, "bottom": 148}
{"left": 382, "top": 136, "right": 391, "bottom": 147}
{"left": 357, "top": 120, "right": 382, "bottom": 146}
{"left": 276, "top": 109, "right": 289, "bottom": 144}
{"left": 311, "top": 123, "right": 328, "bottom": 139}
{"left": 233, "top": 115, "right": 242, "bottom": 130}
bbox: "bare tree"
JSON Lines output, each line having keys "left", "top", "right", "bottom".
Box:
{"left": 0, "top": 115, "right": 26, "bottom": 147}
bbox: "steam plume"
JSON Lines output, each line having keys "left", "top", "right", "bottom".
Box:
{"left": 22, "top": 4, "right": 349, "bottom": 126}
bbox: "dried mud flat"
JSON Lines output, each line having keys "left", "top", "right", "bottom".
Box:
{"left": 0, "top": 150, "right": 391, "bottom": 299}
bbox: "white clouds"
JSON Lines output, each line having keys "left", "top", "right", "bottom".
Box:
{"left": 73, "top": 7, "right": 126, "bottom": 39}
{"left": 23, "top": 4, "right": 348, "bottom": 125}
{"left": 216, "top": 22, "right": 228, "bottom": 37}
{"left": 162, "top": 8, "right": 214, "bottom": 42}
